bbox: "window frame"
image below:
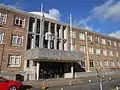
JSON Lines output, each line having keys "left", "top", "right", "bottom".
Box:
{"left": 79, "top": 32, "right": 85, "bottom": 40}
{"left": 0, "top": 13, "right": 7, "bottom": 24}
{"left": 11, "top": 35, "right": 23, "bottom": 46}
{"left": 14, "top": 16, "right": 25, "bottom": 28}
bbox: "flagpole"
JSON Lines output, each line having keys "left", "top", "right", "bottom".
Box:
{"left": 70, "top": 13, "right": 73, "bottom": 51}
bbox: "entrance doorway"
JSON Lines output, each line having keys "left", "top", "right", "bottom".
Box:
{"left": 39, "top": 62, "right": 66, "bottom": 79}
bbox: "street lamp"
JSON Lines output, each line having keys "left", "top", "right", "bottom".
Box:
{"left": 96, "top": 69, "right": 103, "bottom": 90}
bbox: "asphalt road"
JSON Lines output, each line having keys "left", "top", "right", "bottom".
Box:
{"left": 33, "top": 79, "right": 120, "bottom": 90}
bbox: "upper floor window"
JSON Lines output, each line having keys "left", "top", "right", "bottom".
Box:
{"left": 11, "top": 35, "right": 23, "bottom": 46}
{"left": 88, "top": 47, "right": 93, "bottom": 54}
{"left": 109, "top": 51, "right": 113, "bottom": 56}
{"left": 8, "top": 55, "right": 21, "bottom": 67}
{"left": 87, "top": 35, "right": 92, "bottom": 41}
{"left": 96, "top": 48, "right": 100, "bottom": 56}
{"left": 14, "top": 16, "right": 25, "bottom": 28}
{"left": 114, "top": 41, "right": 117, "bottom": 46}
{"left": 95, "top": 37, "right": 100, "bottom": 43}
{"left": 101, "top": 39, "right": 106, "bottom": 44}
{"left": 103, "top": 60, "right": 109, "bottom": 67}
{"left": 110, "top": 60, "right": 114, "bottom": 66}
{"left": 0, "top": 32, "right": 4, "bottom": 44}
{"left": 79, "top": 32, "right": 85, "bottom": 40}
{"left": 0, "top": 13, "right": 7, "bottom": 24}
{"left": 116, "top": 61, "right": 120, "bottom": 67}
{"left": 116, "top": 52, "right": 119, "bottom": 57}
{"left": 103, "top": 50, "right": 107, "bottom": 56}
{"left": 108, "top": 40, "right": 111, "bottom": 46}
{"left": 118, "top": 43, "right": 120, "bottom": 47}
{"left": 80, "top": 45, "right": 85, "bottom": 53}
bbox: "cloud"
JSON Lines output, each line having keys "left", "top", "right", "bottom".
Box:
{"left": 77, "top": 0, "right": 120, "bottom": 26}
{"left": 108, "top": 30, "right": 120, "bottom": 39}
{"left": 48, "top": 8, "right": 61, "bottom": 20}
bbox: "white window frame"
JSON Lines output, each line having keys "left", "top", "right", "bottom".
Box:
{"left": 14, "top": 16, "right": 25, "bottom": 28}
{"left": 96, "top": 48, "right": 100, "bottom": 55}
{"left": 87, "top": 35, "right": 92, "bottom": 41}
{"left": 88, "top": 47, "right": 93, "bottom": 54}
{"left": 8, "top": 55, "right": 21, "bottom": 67}
{"left": 95, "top": 37, "right": 100, "bottom": 43}
{"left": 80, "top": 45, "right": 85, "bottom": 53}
{"left": 101, "top": 39, "right": 106, "bottom": 44}
{"left": 109, "top": 51, "right": 113, "bottom": 56}
{"left": 103, "top": 50, "right": 107, "bottom": 56}
{"left": 108, "top": 40, "right": 111, "bottom": 46}
{"left": 12, "top": 35, "right": 23, "bottom": 46}
{"left": 116, "top": 61, "right": 120, "bottom": 67}
{"left": 103, "top": 60, "right": 109, "bottom": 67}
{"left": 0, "top": 32, "right": 4, "bottom": 44}
{"left": 0, "top": 13, "right": 7, "bottom": 24}
{"left": 110, "top": 61, "right": 114, "bottom": 66}
{"left": 116, "top": 52, "right": 119, "bottom": 57}
{"left": 79, "top": 32, "right": 85, "bottom": 40}
{"left": 114, "top": 41, "right": 117, "bottom": 46}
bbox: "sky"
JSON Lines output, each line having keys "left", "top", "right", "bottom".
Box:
{"left": 0, "top": 0, "right": 120, "bottom": 38}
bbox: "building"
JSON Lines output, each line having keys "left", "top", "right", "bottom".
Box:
{"left": 75, "top": 28, "right": 120, "bottom": 72}
{"left": 0, "top": 4, "right": 120, "bottom": 81}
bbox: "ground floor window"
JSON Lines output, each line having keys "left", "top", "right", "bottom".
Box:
{"left": 89, "top": 59, "right": 94, "bottom": 67}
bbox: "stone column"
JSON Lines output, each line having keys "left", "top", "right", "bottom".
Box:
{"left": 54, "top": 24, "right": 57, "bottom": 50}
{"left": 59, "top": 25, "right": 63, "bottom": 50}
{"left": 48, "top": 22, "right": 51, "bottom": 49}
{"left": 71, "top": 64, "right": 74, "bottom": 78}
{"left": 36, "top": 62, "right": 40, "bottom": 80}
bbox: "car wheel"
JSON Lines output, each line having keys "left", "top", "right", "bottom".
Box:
{"left": 9, "top": 86, "right": 18, "bottom": 90}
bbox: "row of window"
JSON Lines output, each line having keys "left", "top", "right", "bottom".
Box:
{"left": 80, "top": 45, "right": 119, "bottom": 56}
{"left": 79, "top": 32, "right": 120, "bottom": 47}
{"left": 0, "top": 12, "right": 25, "bottom": 28}
{"left": 81, "top": 60, "right": 120, "bottom": 68}
{"left": 0, "top": 32, "right": 23, "bottom": 46}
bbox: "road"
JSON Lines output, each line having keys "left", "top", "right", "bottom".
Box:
{"left": 33, "top": 79, "right": 120, "bottom": 90}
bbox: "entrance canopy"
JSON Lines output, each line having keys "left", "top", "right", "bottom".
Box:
{"left": 24, "top": 48, "right": 83, "bottom": 62}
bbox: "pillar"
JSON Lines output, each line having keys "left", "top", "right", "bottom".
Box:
{"left": 36, "top": 62, "right": 40, "bottom": 80}
{"left": 71, "top": 63, "right": 74, "bottom": 78}
{"left": 59, "top": 25, "right": 63, "bottom": 50}
{"left": 48, "top": 22, "right": 51, "bottom": 49}
{"left": 54, "top": 24, "right": 57, "bottom": 50}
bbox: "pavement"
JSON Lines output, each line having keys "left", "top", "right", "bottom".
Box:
{"left": 22, "top": 74, "right": 120, "bottom": 90}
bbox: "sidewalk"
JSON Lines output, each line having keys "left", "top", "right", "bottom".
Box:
{"left": 22, "top": 74, "right": 120, "bottom": 89}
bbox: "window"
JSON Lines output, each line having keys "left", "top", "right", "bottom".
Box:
{"left": 116, "top": 61, "right": 120, "bottom": 67}
{"left": 80, "top": 45, "right": 85, "bottom": 53}
{"left": 96, "top": 48, "right": 100, "bottom": 55}
{"left": 96, "top": 61, "right": 100, "bottom": 67}
{"left": 110, "top": 61, "right": 114, "bottom": 66}
{"left": 81, "top": 60, "right": 85, "bottom": 67}
{"left": 11, "top": 35, "right": 23, "bottom": 46}
{"left": 95, "top": 37, "right": 100, "bottom": 43}
{"left": 108, "top": 40, "right": 111, "bottom": 46}
{"left": 87, "top": 35, "right": 92, "bottom": 41}
{"left": 27, "top": 60, "right": 30, "bottom": 67}
{"left": 101, "top": 39, "right": 106, "bottom": 44}
{"left": 8, "top": 55, "right": 21, "bottom": 67}
{"left": 33, "top": 61, "right": 37, "bottom": 66}
{"left": 103, "top": 60, "right": 109, "bottom": 67}
{"left": 89, "top": 60, "right": 94, "bottom": 67}
{"left": 114, "top": 41, "right": 117, "bottom": 46}
{"left": 118, "top": 43, "right": 120, "bottom": 47}
{"left": 0, "top": 13, "right": 7, "bottom": 24}
{"left": 116, "top": 52, "right": 119, "bottom": 57}
{"left": 88, "top": 47, "right": 93, "bottom": 54}
{"left": 0, "top": 32, "right": 4, "bottom": 44}
{"left": 79, "top": 32, "right": 84, "bottom": 40}
{"left": 14, "top": 16, "right": 25, "bottom": 28}
{"left": 100, "top": 60, "right": 102, "bottom": 67}
{"left": 109, "top": 51, "right": 113, "bottom": 56}
{"left": 103, "top": 50, "right": 107, "bottom": 56}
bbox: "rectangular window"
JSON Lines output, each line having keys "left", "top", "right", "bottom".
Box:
{"left": 118, "top": 43, "right": 120, "bottom": 47}
{"left": 88, "top": 47, "right": 93, "bottom": 54}
{"left": 0, "top": 13, "right": 7, "bottom": 24}
{"left": 114, "top": 41, "right": 117, "bottom": 46}
{"left": 95, "top": 37, "right": 100, "bottom": 43}
{"left": 108, "top": 40, "right": 111, "bottom": 46}
{"left": 116, "top": 61, "right": 120, "bottom": 67}
{"left": 109, "top": 51, "right": 113, "bottom": 56}
{"left": 96, "top": 48, "right": 100, "bottom": 55}
{"left": 27, "top": 60, "right": 30, "bottom": 67}
{"left": 8, "top": 55, "right": 21, "bottom": 67}
{"left": 87, "top": 35, "right": 92, "bottom": 41}
{"left": 116, "top": 52, "right": 119, "bottom": 57}
{"left": 89, "top": 60, "right": 94, "bottom": 67}
{"left": 11, "top": 35, "right": 23, "bottom": 46}
{"left": 79, "top": 32, "right": 85, "bottom": 40}
{"left": 110, "top": 61, "right": 114, "bottom": 66}
{"left": 103, "top": 60, "right": 109, "bottom": 67}
{"left": 103, "top": 50, "right": 107, "bottom": 56}
{"left": 0, "top": 32, "right": 4, "bottom": 44}
{"left": 101, "top": 39, "right": 106, "bottom": 44}
{"left": 80, "top": 45, "right": 85, "bottom": 53}
{"left": 14, "top": 16, "right": 25, "bottom": 28}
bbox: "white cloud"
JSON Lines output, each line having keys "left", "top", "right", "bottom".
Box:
{"left": 108, "top": 30, "right": 120, "bottom": 39}
{"left": 49, "top": 8, "right": 61, "bottom": 20}
{"left": 77, "top": 0, "right": 120, "bottom": 25}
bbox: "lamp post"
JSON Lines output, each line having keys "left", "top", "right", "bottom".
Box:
{"left": 96, "top": 69, "right": 103, "bottom": 90}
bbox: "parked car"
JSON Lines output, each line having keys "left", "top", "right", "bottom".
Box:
{"left": 0, "top": 76, "right": 22, "bottom": 90}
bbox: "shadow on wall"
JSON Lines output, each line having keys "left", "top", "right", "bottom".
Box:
{"left": 16, "top": 74, "right": 24, "bottom": 82}
{"left": 74, "top": 63, "right": 86, "bottom": 72}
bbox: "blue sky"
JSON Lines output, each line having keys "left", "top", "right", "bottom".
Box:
{"left": 1, "top": 0, "right": 120, "bottom": 38}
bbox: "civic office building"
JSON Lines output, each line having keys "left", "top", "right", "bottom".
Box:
{"left": 0, "top": 4, "right": 120, "bottom": 81}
